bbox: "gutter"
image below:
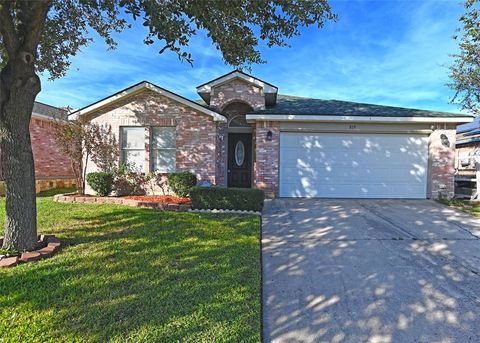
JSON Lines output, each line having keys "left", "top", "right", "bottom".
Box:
{"left": 245, "top": 114, "right": 474, "bottom": 124}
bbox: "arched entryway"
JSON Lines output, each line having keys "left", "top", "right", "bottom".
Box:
{"left": 222, "top": 102, "right": 254, "bottom": 188}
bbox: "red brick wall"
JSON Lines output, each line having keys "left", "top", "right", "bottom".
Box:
{"left": 215, "top": 122, "right": 227, "bottom": 186}
{"left": 209, "top": 78, "right": 266, "bottom": 112}
{"left": 30, "top": 117, "right": 75, "bottom": 179}
{"left": 254, "top": 121, "right": 279, "bottom": 197}
{"left": 208, "top": 79, "right": 267, "bottom": 187}
{"left": 429, "top": 127, "right": 456, "bottom": 199}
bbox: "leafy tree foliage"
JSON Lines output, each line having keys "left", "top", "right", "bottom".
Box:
{"left": 52, "top": 118, "right": 88, "bottom": 195}
{"left": 449, "top": 0, "right": 480, "bottom": 115}
{"left": 1, "top": 1, "right": 336, "bottom": 78}
{"left": 53, "top": 119, "right": 118, "bottom": 195}
{"left": 0, "top": 0, "right": 335, "bottom": 251}
{"left": 88, "top": 124, "right": 119, "bottom": 174}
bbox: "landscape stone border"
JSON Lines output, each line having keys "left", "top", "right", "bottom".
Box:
{"left": 53, "top": 193, "right": 191, "bottom": 212}
{"left": 188, "top": 209, "right": 262, "bottom": 216}
{"left": 0, "top": 235, "right": 62, "bottom": 268}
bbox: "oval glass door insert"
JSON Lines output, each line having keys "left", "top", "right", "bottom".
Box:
{"left": 235, "top": 141, "right": 245, "bottom": 166}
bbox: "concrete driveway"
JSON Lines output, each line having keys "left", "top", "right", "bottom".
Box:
{"left": 262, "top": 199, "right": 480, "bottom": 343}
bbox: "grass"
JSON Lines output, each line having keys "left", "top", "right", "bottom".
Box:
{"left": 437, "top": 197, "right": 480, "bottom": 218}
{"left": 0, "top": 189, "right": 261, "bottom": 342}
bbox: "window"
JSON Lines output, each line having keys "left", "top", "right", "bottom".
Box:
{"left": 121, "top": 127, "right": 145, "bottom": 172}
{"left": 228, "top": 114, "right": 249, "bottom": 128}
{"left": 151, "top": 127, "right": 176, "bottom": 172}
{"left": 235, "top": 141, "right": 245, "bottom": 166}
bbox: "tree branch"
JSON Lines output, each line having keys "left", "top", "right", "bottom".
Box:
{"left": 0, "top": 1, "right": 18, "bottom": 55}
{"left": 20, "top": 0, "right": 53, "bottom": 53}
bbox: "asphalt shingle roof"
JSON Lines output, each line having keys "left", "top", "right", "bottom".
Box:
{"left": 249, "top": 94, "right": 471, "bottom": 118}
{"left": 33, "top": 101, "right": 68, "bottom": 119}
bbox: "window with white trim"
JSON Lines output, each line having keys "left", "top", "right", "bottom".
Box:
{"left": 151, "top": 127, "right": 176, "bottom": 173}
{"left": 121, "top": 127, "right": 145, "bottom": 172}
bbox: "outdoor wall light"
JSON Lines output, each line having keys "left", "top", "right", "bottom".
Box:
{"left": 440, "top": 134, "right": 450, "bottom": 148}
{"left": 266, "top": 130, "right": 273, "bottom": 141}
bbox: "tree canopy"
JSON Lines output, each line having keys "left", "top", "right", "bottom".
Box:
{"left": 0, "top": 0, "right": 336, "bottom": 79}
{"left": 449, "top": 0, "right": 480, "bottom": 115}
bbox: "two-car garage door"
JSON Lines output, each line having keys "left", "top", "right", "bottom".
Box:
{"left": 279, "top": 132, "right": 428, "bottom": 198}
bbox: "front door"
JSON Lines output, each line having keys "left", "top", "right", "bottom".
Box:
{"left": 228, "top": 133, "right": 252, "bottom": 188}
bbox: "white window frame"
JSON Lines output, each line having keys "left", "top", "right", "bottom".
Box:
{"left": 151, "top": 126, "right": 176, "bottom": 173}
{"left": 120, "top": 126, "right": 145, "bottom": 172}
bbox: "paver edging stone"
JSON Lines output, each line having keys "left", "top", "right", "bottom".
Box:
{"left": 53, "top": 193, "right": 191, "bottom": 212}
{"left": 188, "top": 208, "right": 262, "bottom": 216}
{"left": 0, "top": 234, "right": 62, "bottom": 268}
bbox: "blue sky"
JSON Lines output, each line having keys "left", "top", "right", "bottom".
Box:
{"left": 38, "top": 0, "right": 466, "bottom": 113}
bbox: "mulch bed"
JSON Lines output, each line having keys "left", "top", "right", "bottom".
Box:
{"left": 123, "top": 195, "right": 191, "bottom": 205}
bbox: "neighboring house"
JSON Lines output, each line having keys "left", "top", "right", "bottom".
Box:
{"left": 455, "top": 117, "right": 480, "bottom": 199}
{"left": 0, "top": 101, "right": 77, "bottom": 193}
{"left": 73, "top": 70, "right": 473, "bottom": 199}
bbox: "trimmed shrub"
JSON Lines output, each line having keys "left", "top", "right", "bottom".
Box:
{"left": 112, "top": 166, "right": 149, "bottom": 196}
{"left": 86, "top": 172, "right": 114, "bottom": 196}
{"left": 190, "top": 187, "right": 265, "bottom": 212}
{"left": 113, "top": 176, "right": 138, "bottom": 196}
{"left": 168, "top": 172, "right": 197, "bottom": 197}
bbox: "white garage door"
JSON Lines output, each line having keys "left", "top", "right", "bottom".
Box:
{"left": 279, "top": 132, "right": 428, "bottom": 198}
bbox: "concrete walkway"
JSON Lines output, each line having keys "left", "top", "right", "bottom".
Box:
{"left": 262, "top": 199, "right": 480, "bottom": 343}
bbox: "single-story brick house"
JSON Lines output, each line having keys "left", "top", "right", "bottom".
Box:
{"left": 0, "top": 102, "right": 76, "bottom": 193}
{"left": 73, "top": 70, "right": 473, "bottom": 199}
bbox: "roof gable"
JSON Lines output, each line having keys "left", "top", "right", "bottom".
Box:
{"left": 196, "top": 70, "right": 278, "bottom": 106}
{"left": 71, "top": 81, "right": 226, "bottom": 122}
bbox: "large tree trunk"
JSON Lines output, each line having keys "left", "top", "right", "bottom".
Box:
{"left": 0, "top": 61, "right": 40, "bottom": 252}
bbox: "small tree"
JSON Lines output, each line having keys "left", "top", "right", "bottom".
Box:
{"left": 53, "top": 120, "right": 118, "bottom": 194}
{"left": 53, "top": 119, "right": 92, "bottom": 195}
{"left": 449, "top": 0, "right": 480, "bottom": 115}
{"left": 89, "top": 124, "right": 119, "bottom": 173}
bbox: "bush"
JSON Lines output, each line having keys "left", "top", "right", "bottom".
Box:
{"left": 86, "top": 172, "right": 114, "bottom": 196}
{"left": 113, "top": 176, "right": 134, "bottom": 196}
{"left": 168, "top": 172, "right": 197, "bottom": 197}
{"left": 112, "top": 166, "right": 148, "bottom": 196}
{"left": 190, "top": 187, "right": 265, "bottom": 212}
{"left": 113, "top": 173, "right": 148, "bottom": 196}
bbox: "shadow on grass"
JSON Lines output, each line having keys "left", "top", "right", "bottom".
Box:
{"left": 0, "top": 203, "right": 261, "bottom": 342}
{"left": 37, "top": 187, "right": 77, "bottom": 197}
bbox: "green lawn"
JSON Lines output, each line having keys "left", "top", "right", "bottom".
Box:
{"left": 0, "top": 190, "right": 261, "bottom": 342}
{"left": 437, "top": 198, "right": 480, "bottom": 218}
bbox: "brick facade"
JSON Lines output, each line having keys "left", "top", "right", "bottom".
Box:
{"left": 78, "top": 74, "right": 463, "bottom": 200}
{"left": 86, "top": 90, "right": 218, "bottom": 194}
{"left": 208, "top": 78, "right": 267, "bottom": 187}
{"left": 429, "top": 127, "right": 457, "bottom": 199}
{"left": 215, "top": 122, "right": 227, "bottom": 186}
{"left": 208, "top": 78, "right": 266, "bottom": 112}
{"left": 30, "top": 117, "right": 76, "bottom": 181}
{"left": 254, "top": 121, "right": 280, "bottom": 197}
